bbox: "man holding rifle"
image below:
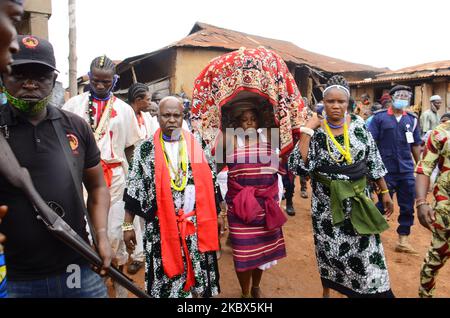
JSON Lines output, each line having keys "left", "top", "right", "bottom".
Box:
{"left": 0, "top": 35, "right": 112, "bottom": 298}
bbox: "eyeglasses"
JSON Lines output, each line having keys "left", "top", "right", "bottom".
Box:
{"left": 393, "top": 90, "right": 412, "bottom": 100}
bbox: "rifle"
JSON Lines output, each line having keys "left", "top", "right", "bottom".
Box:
{"left": 0, "top": 132, "right": 150, "bottom": 298}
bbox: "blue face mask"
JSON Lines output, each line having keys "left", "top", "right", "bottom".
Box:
{"left": 0, "top": 93, "right": 6, "bottom": 105}
{"left": 393, "top": 99, "right": 409, "bottom": 109}
{"left": 88, "top": 73, "right": 119, "bottom": 101}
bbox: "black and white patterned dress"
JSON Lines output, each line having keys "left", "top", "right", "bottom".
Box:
{"left": 123, "top": 138, "right": 220, "bottom": 298}
{"left": 289, "top": 115, "right": 393, "bottom": 297}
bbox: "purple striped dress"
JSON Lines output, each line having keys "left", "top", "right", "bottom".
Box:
{"left": 225, "top": 141, "right": 287, "bottom": 272}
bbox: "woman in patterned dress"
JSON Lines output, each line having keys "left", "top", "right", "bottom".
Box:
{"left": 220, "top": 100, "right": 288, "bottom": 298}
{"left": 290, "top": 75, "right": 395, "bottom": 298}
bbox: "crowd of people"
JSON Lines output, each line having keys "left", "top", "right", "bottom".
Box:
{"left": 0, "top": 0, "right": 449, "bottom": 299}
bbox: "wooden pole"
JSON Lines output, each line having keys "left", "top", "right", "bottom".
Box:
{"left": 68, "top": 0, "right": 78, "bottom": 98}
{"left": 131, "top": 65, "right": 138, "bottom": 84}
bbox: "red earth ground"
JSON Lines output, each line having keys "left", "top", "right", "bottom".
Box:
{"left": 115, "top": 178, "right": 450, "bottom": 298}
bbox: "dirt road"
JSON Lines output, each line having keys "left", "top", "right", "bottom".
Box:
{"left": 124, "top": 179, "right": 450, "bottom": 298}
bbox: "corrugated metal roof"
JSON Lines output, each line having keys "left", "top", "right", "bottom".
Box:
{"left": 350, "top": 60, "right": 450, "bottom": 86}
{"left": 175, "top": 22, "right": 387, "bottom": 74}
{"left": 350, "top": 71, "right": 450, "bottom": 85}
{"left": 118, "top": 22, "right": 387, "bottom": 75}
{"left": 380, "top": 60, "right": 450, "bottom": 75}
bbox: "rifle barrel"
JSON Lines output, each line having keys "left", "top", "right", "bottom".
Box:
{"left": 50, "top": 217, "right": 150, "bottom": 298}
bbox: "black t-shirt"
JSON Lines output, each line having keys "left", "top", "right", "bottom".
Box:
{"left": 0, "top": 104, "right": 101, "bottom": 281}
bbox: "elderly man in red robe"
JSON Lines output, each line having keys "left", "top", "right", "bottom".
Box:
{"left": 123, "top": 96, "right": 220, "bottom": 298}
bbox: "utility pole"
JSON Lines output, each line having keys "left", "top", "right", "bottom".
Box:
{"left": 68, "top": 0, "right": 78, "bottom": 98}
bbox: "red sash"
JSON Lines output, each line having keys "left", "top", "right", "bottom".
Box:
{"left": 227, "top": 179, "right": 287, "bottom": 230}
{"left": 154, "top": 129, "right": 218, "bottom": 292}
{"left": 101, "top": 160, "right": 122, "bottom": 188}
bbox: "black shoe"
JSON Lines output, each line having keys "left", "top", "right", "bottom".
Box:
{"left": 127, "top": 261, "right": 144, "bottom": 275}
{"left": 286, "top": 204, "right": 296, "bottom": 216}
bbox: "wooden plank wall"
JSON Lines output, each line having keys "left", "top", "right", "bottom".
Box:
{"left": 447, "top": 83, "right": 450, "bottom": 113}
{"left": 421, "top": 83, "right": 433, "bottom": 112}
{"left": 434, "top": 81, "right": 448, "bottom": 117}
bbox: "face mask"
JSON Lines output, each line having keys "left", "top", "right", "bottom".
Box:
{"left": 0, "top": 93, "right": 7, "bottom": 105}
{"left": 393, "top": 99, "right": 409, "bottom": 110}
{"left": 4, "top": 88, "right": 52, "bottom": 116}
{"left": 88, "top": 73, "right": 119, "bottom": 100}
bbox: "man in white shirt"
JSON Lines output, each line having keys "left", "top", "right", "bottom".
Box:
{"left": 63, "top": 55, "right": 143, "bottom": 297}
{"left": 420, "top": 95, "right": 442, "bottom": 136}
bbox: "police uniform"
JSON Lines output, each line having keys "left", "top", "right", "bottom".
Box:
{"left": 368, "top": 107, "right": 421, "bottom": 236}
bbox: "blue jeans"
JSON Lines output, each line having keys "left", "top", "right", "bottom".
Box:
{"left": 376, "top": 173, "right": 416, "bottom": 236}
{"left": 7, "top": 265, "right": 108, "bottom": 298}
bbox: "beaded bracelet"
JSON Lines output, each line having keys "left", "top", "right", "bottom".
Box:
{"left": 300, "top": 127, "right": 315, "bottom": 137}
{"left": 122, "top": 222, "right": 134, "bottom": 232}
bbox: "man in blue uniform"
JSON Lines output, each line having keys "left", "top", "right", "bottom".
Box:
{"left": 368, "top": 85, "right": 422, "bottom": 254}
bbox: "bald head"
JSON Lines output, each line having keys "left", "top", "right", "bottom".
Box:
{"left": 159, "top": 96, "right": 184, "bottom": 113}
{"left": 158, "top": 96, "right": 184, "bottom": 138}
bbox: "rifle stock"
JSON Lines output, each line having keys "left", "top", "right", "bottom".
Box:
{"left": 0, "top": 133, "right": 150, "bottom": 298}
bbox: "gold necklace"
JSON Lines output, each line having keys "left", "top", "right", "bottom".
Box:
{"left": 160, "top": 133, "right": 188, "bottom": 192}
{"left": 323, "top": 119, "right": 352, "bottom": 164}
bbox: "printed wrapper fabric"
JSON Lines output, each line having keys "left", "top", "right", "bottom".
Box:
{"left": 0, "top": 250, "right": 6, "bottom": 298}
{"left": 191, "top": 46, "right": 304, "bottom": 158}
